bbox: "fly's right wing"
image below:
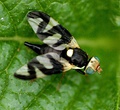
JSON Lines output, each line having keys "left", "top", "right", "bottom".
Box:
{"left": 14, "top": 52, "right": 73, "bottom": 80}
{"left": 14, "top": 53, "right": 62, "bottom": 80}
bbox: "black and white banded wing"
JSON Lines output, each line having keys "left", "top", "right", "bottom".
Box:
{"left": 14, "top": 53, "right": 64, "bottom": 80}
{"left": 27, "top": 11, "right": 79, "bottom": 51}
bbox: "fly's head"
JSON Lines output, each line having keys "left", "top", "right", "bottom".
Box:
{"left": 84, "top": 57, "right": 102, "bottom": 75}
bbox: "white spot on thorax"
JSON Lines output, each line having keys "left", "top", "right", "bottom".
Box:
{"left": 67, "top": 49, "right": 73, "bottom": 57}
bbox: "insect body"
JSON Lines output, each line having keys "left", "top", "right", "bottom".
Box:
{"left": 14, "top": 11, "right": 102, "bottom": 80}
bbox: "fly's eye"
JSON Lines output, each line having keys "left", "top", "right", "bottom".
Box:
{"left": 86, "top": 67, "right": 95, "bottom": 74}
{"left": 94, "top": 56, "right": 100, "bottom": 62}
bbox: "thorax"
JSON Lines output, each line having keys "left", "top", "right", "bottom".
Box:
{"left": 61, "top": 48, "right": 88, "bottom": 68}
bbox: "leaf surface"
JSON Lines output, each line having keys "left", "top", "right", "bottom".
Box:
{"left": 0, "top": 0, "right": 119, "bottom": 110}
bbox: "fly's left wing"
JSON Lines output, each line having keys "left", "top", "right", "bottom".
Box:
{"left": 27, "top": 11, "right": 79, "bottom": 51}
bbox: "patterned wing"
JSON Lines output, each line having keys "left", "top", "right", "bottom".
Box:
{"left": 27, "top": 11, "right": 79, "bottom": 50}
{"left": 14, "top": 52, "right": 73, "bottom": 80}
{"left": 14, "top": 53, "right": 62, "bottom": 80}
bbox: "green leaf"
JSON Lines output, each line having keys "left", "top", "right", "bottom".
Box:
{"left": 0, "top": 0, "right": 119, "bottom": 110}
